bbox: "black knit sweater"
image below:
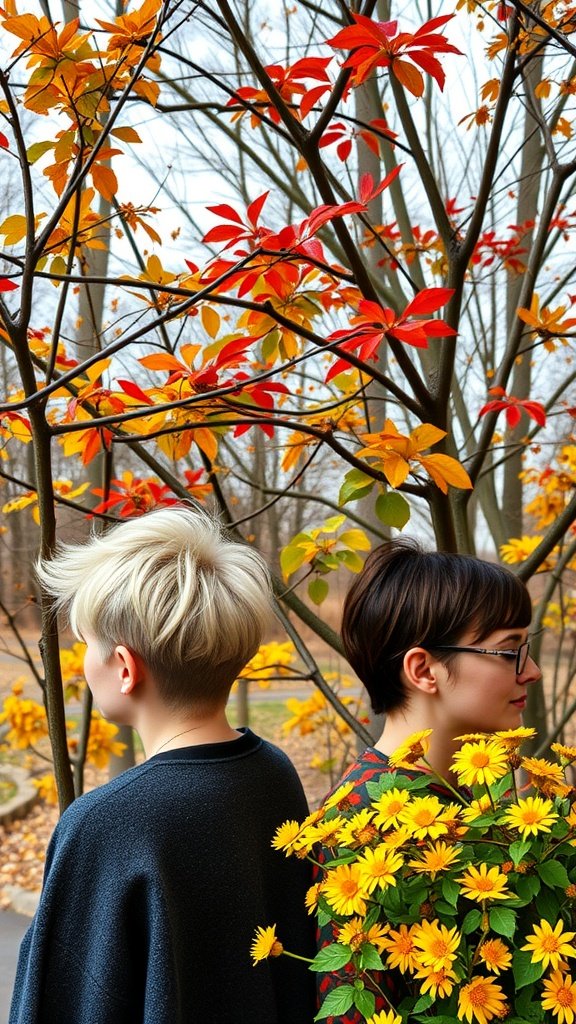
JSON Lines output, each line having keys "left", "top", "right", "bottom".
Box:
{"left": 10, "top": 729, "right": 316, "bottom": 1024}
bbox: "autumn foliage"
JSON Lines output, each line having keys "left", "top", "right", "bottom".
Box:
{"left": 0, "top": 0, "right": 576, "bottom": 805}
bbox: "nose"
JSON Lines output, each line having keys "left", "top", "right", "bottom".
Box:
{"left": 517, "top": 654, "right": 541, "bottom": 685}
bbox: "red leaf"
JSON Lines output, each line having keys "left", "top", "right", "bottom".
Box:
{"left": 505, "top": 405, "right": 522, "bottom": 429}
{"left": 402, "top": 287, "right": 454, "bottom": 318}
{"left": 202, "top": 224, "right": 246, "bottom": 244}
{"left": 0, "top": 278, "right": 18, "bottom": 291}
{"left": 206, "top": 203, "right": 244, "bottom": 224}
{"left": 247, "top": 190, "right": 270, "bottom": 227}
{"left": 117, "top": 379, "right": 154, "bottom": 404}
{"left": 0, "top": 132, "right": 9, "bottom": 149}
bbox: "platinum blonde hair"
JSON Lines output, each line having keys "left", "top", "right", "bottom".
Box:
{"left": 37, "top": 506, "right": 274, "bottom": 706}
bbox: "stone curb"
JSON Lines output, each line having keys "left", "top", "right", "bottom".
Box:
{"left": 0, "top": 768, "right": 38, "bottom": 827}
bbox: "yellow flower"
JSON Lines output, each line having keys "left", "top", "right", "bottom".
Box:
{"left": 307, "top": 816, "right": 346, "bottom": 848}
{"left": 542, "top": 969, "right": 576, "bottom": 1023}
{"left": 413, "top": 963, "right": 458, "bottom": 999}
{"left": 501, "top": 795, "right": 559, "bottom": 838}
{"left": 460, "top": 795, "right": 493, "bottom": 824}
{"left": 322, "top": 863, "right": 367, "bottom": 917}
{"left": 458, "top": 864, "right": 510, "bottom": 902}
{"left": 522, "top": 919, "right": 576, "bottom": 971}
{"left": 456, "top": 732, "right": 489, "bottom": 742}
{"left": 371, "top": 787, "right": 410, "bottom": 830}
{"left": 32, "top": 773, "right": 58, "bottom": 806}
{"left": 356, "top": 846, "right": 403, "bottom": 895}
{"left": 86, "top": 712, "right": 127, "bottom": 769}
{"left": 304, "top": 883, "right": 322, "bottom": 915}
{"left": 322, "top": 781, "right": 355, "bottom": 811}
{"left": 408, "top": 840, "right": 462, "bottom": 879}
{"left": 380, "top": 922, "right": 420, "bottom": 973}
{"left": 413, "top": 919, "right": 460, "bottom": 971}
{"left": 250, "top": 924, "right": 283, "bottom": 965}
{"left": 521, "top": 756, "right": 570, "bottom": 797}
{"left": 388, "top": 729, "right": 432, "bottom": 768}
{"left": 0, "top": 687, "right": 48, "bottom": 749}
{"left": 478, "top": 938, "right": 512, "bottom": 974}
{"left": 271, "top": 820, "right": 303, "bottom": 855}
{"left": 366, "top": 1011, "right": 403, "bottom": 1024}
{"left": 458, "top": 975, "right": 507, "bottom": 1024}
{"left": 338, "top": 917, "right": 389, "bottom": 954}
{"left": 551, "top": 742, "right": 576, "bottom": 765}
{"left": 451, "top": 739, "right": 509, "bottom": 787}
{"left": 494, "top": 726, "right": 536, "bottom": 749}
{"left": 337, "top": 808, "right": 378, "bottom": 848}
{"left": 399, "top": 794, "right": 451, "bottom": 840}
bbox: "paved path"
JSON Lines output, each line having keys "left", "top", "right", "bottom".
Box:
{"left": 0, "top": 911, "right": 29, "bottom": 1024}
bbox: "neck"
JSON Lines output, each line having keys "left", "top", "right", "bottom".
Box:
{"left": 140, "top": 707, "right": 240, "bottom": 759}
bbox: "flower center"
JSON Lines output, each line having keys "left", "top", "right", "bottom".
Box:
{"left": 342, "top": 880, "right": 360, "bottom": 897}
{"left": 558, "top": 987, "right": 574, "bottom": 1008}
{"left": 470, "top": 983, "right": 489, "bottom": 1007}
{"left": 472, "top": 752, "right": 490, "bottom": 767}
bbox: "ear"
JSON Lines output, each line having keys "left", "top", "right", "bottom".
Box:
{"left": 115, "top": 645, "right": 144, "bottom": 696}
{"left": 402, "top": 646, "right": 443, "bottom": 696}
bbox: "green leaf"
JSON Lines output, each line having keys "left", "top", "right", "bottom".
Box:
{"left": 314, "top": 985, "right": 355, "bottom": 1021}
{"left": 261, "top": 329, "right": 280, "bottom": 363}
{"left": 441, "top": 878, "right": 460, "bottom": 907}
{"left": 359, "top": 944, "right": 385, "bottom": 971}
{"left": 354, "top": 986, "right": 376, "bottom": 1018}
{"left": 335, "top": 549, "right": 364, "bottom": 572}
{"left": 489, "top": 907, "right": 517, "bottom": 938}
{"left": 27, "top": 140, "right": 54, "bottom": 164}
{"left": 338, "top": 468, "right": 375, "bottom": 506}
{"left": 310, "top": 943, "right": 353, "bottom": 973}
{"left": 461, "top": 909, "right": 482, "bottom": 934}
{"left": 280, "top": 543, "right": 308, "bottom": 579}
{"left": 509, "top": 840, "right": 531, "bottom": 866}
{"left": 512, "top": 949, "right": 545, "bottom": 991}
{"left": 536, "top": 886, "right": 560, "bottom": 920}
{"left": 537, "top": 859, "right": 571, "bottom": 889}
{"left": 308, "top": 578, "right": 329, "bottom": 605}
{"left": 413, "top": 992, "right": 434, "bottom": 1013}
{"left": 516, "top": 875, "right": 540, "bottom": 901}
{"left": 375, "top": 491, "right": 410, "bottom": 529}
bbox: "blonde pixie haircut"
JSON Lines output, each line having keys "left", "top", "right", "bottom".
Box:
{"left": 37, "top": 506, "right": 274, "bottom": 707}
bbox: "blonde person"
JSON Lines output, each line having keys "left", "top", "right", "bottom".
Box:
{"left": 10, "top": 507, "right": 315, "bottom": 1024}
{"left": 316, "top": 537, "right": 541, "bottom": 1022}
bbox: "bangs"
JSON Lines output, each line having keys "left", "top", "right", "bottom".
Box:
{"left": 469, "top": 571, "right": 533, "bottom": 642}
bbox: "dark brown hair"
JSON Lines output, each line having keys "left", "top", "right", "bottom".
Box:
{"left": 341, "top": 538, "right": 532, "bottom": 714}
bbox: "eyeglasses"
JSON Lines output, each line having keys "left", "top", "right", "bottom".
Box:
{"left": 431, "top": 641, "right": 531, "bottom": 676}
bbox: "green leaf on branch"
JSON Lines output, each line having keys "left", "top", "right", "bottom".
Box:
{"left": 489, "top": 907, "right": 517, "bottom": 938}
{"left": 310, "top": 943, "right": 353, "bottom": 972}
{"left": 513, "top": 950, "right": 545, "bottom": 990}
{"left": 315, "top": 985, "right": 355, "bottom": 1020}
{"left": 375, "top": 491, "right": 410, "bottom": 528}
{"left": 537, "top": 860, "right": 570, "bottom": 889}
{"left": 338, "top": 468, "right": 375, "bottom": 505}
{"left": 353, "top": 986, "right": 375, "bottom": 1018}
{"left": 308, "top": 578, "right": 329, "bottom": 605}
{"left": 359, "top": 944, "right": 384, "bottom": 971}
{"left": 461, "top": 909, "right": 482, "bottom": 934}
{"left": 509, "top": 840, "right": 531, "bottom": 866}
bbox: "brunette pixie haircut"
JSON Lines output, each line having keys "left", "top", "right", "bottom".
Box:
{"left": 36, "top": 506, "right": 273, "bottom": 709}
{"left": 341, "top": 538, "right": 532, "bottom": 715}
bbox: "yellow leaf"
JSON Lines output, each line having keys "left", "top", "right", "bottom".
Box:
{"left": 381, "top": 452, "right": 410, "bottom": 488}
{"left": 419, "top": 453, "right": 473, "bottom": 493}
{"left": 110, "top": 125, "right": 142, "bottom": 144}
{"left": 338, "top": 529, "right": 371, "bottom": 551}
{"left": 201, "top": 305, "right": 221, "bottom": 339}
{"left": 0, "top": 214, "right": 27, "bottom": 245}
{"left": 91, "top": 163, "right": 118, "bottom": 201}
{"left": 410, "top": 423, "right": 447, "bottom": 451}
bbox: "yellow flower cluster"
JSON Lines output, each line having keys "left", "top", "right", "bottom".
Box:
{"left": 236, "top": 640, "right": 295, "bottom": 689}
{"left": 256, "top": 728, "right": 576, "bottom": 1024}
{"left": 85, "top": 712, "right": 127, "bottom": 769}
{"left": 0, "top": 683, "right": 48, "bottom": 749}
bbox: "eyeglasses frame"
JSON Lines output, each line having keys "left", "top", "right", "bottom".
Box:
{"left": 430, "top": 641, "right": 530, "bottom": 676}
